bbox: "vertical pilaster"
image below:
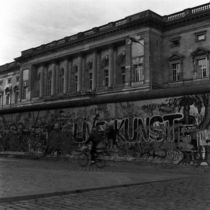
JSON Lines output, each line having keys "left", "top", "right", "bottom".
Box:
{"left": 92, "top": 51, "right": 97, "bottom": 91}
{"left": 125, "top": 38, "right": 132, "bottom": 86}
{"left": 39, "top": 65, "right": 44, "bottom": 98}
{"left": 20, "top": 68, "right": 23, "bottom": 101}
{"left": 78, "top": 56, "right": 82, "bottom": 92}
{"left": 68, "top": 60, "right": 72, "bottom": 93}
{"left": 113, "top": 47, "right": 117, "bottom": 87}
{"left": 96, "top": 51, "right": 101, "bottom": 90}
{"left": 51, "top": 63, "right": 56, "bottom": 95}
{"left": 29, "top": 65, "right": 33, "bottom": 99}
{"left": 108, "top": 47, "right": 114, "bottom": 88}
{"left": 80, "top": 55, "right": 85, "bottom": 92}
{"left": 55, "top": 62, "right": 59, "bottom": 94}
{"left": 62, "top": 59, "right": 68, "bottom": 94}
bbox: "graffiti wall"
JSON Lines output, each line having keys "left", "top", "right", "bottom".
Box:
{"left": 0, "top": 94, "right": 210, "bottom": 162}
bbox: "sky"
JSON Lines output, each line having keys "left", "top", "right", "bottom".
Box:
{"left": 0, "top": 0, "right": 209, "bottom": 65}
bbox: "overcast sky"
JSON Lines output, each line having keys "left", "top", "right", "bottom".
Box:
{"left": 0, "top": 0, "right": 209, "bottom": 65}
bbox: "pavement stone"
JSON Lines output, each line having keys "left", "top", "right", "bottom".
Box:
{"left": 0, "top": 157, "right": 210, "bottom": 209}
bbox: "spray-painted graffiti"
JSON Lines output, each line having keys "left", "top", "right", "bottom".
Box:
{"left": 0, "top": 94, "right": 209, "bottom": 163}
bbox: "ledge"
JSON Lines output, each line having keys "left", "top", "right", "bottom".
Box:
{"left": 0, "top": 84, "right": 210, "bottom": 114}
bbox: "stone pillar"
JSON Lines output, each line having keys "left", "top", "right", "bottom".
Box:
{"left": 80, "top": 55, "right": 85, "bottom": 92}
{"left": 125, "top": 38, "right": 132, "bottom": 86}
{"left": 62, "top": 60, "right": 68, "bottom": 94}
{"left": 78, "top": 56, "right": 82, "bottom": 92}
{"left": 67, "top": 60, "right": 72, "bottom": 93}
{"left": 51, "top": 63, "right": 56, "bottom": 95}
{"left": 96, "top": 51, "right": 101, "bottom": 90}
{"left": 55, "top": 62, "right": 59, "bottom": 94}
{"left": 113, "top": 47, "right": 117, "bottom": 88}
{"left": 108, "top": 47, "right": 114, "bottom": 88}
{"left": 92, "top": 51, "right": 97, "bottom": 91}
{"left": 39, "top": 65, "right": 44, "bottom": 97}
{"left": 19, "top": 68, "right": 23, "bottom": 101}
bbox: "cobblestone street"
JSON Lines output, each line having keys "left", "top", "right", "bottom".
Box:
{"left": 0, "top": 157, "right": 210, "bottom": 209}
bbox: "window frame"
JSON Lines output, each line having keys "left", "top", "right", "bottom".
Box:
{"left": 195, "top": 31, "right": 207, "bottom": 42}
{"left": 132, "top": 56, "right": 144, "bottom": 84}
{"left": 171, "top": 62, "right": 182, "bottom": 82}
{"left": 194, "top": 56, "right": 209, "bottom": 79}
{"left": 170, "top": 36, "right": 181, "bottom": 48}
{"left": 191, "top": 48, "right": 210, "bottom": 80}
{"left": 168, "top": 54, "right": 184, "bottom": 83}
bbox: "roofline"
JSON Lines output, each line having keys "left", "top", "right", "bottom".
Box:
{"left": 14, "top": 2, "right": 210, "bottom": 63}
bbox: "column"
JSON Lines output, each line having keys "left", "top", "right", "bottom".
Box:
{"left": 92, "top": 51, "right": 97, "bottom": 91}
{"left": 78, "top": 56, "right": 82, "bottom": 92}
{"left": 67, "top": 60, "right": 72, "bottom": 93}
{"left": 113, "top": 47, "right": 117, "bottom": 88}
{"left": 96, "top": 51, "right": 101, "bottom": 90}
{"left": 39, "top": 65, "right": 44, "bottom": 97}
{"left": 62, "top": 59, "right": 68, "bottom": 94}
{"left": 55, "top": 62, "right": 59, "bottom": 94}
{"left": 19, "top": 68, "right": 23, "bottom": 101}
{"left": 51, "top": 63, "right": 56, "bottom": 95}
{"left": 125, "top": 38, "right": 132, "bottom": 86}
{"left": 80, "top": 55, "right": 85, "bottom": 92}
{"left": 108, "top": 47, "right": 114, "bottom": 88}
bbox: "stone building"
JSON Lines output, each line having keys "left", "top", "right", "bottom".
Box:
{"left": 0, "top": 3, "right": 210, "bottom": 159}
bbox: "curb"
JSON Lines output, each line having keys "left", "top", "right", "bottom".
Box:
{"left": 0, "top": 176, "right": 191, "bottom": 203}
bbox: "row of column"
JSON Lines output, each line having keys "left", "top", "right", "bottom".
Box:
{"left": 32, "top": 39, "right": 136, "bottom": 98}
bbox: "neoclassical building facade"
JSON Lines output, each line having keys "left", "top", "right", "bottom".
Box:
{"left": 0, "top": 3, "right": 210, "bottom": 158}
{"left": 0, "top": 3, "right": 209, "bottom": 111}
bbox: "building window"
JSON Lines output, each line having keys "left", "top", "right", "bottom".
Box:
{"left": 121, "top": 67, "right": 126, "bottom": 84}
{"left": 170, "top": 37, "right": 180, "bottom": 48}
{"left": 16, "top": 76, "right": 19, "bottom": 82}
{"left": 168, "top": 54, "right": 184, "bottom": 82}
{"left": 7, "top": 78, "right": 12, "bottom": 84}
{"left": 47, "top": 70, "right": 52, "bottom": 96}
{"left": 101, "top": 55, "right": 110, "bottom": 87}
{"left": 172, "top": 63, "right": 181, "bottom": 81}
{"left": 22, "top": 87, "right": 27, "bottom": 99}
{"left": 132, "top": 57, "right": 144, "bottom": 83}
{"left": 58, "top": 68, "right": 64, "bottom": 93}
{"left": 86, "top": 61, "right": 93, "bottom": 91}
{"left": 104, "top": 69, "right": 109, "bottom": 87}
{"left": 192, "top": 48, "right": 209, "bottom": 80}
{"left": 6, "top": 94, "right": 10, "bottom": 105}
{"left": 73, "top": 65, "right": 79, "bottom": 92}
{"left": 195, "top": 31, "right": 206, "bottom": 42}
{"left": 117, "top": 51, "right": 126, "bottom": 85}
{"left": 22, "top": 69, "right": 29, "bottom": 100}
{"left": 0, "top": 95, "right": 2, "bottom": 106}
{"left": 89, "top": 72, "right": 93, "bottom": 90}
{"left": 14, "top": 91, "right": 19, "bottom": 104}
{"left": 195, "top": 58, "right": 208, "bottom": 78}
{"left": 75, "top": 75, "right": 78, "bottom": 91}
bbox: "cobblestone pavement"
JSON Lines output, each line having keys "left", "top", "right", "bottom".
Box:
{"left": 0, "top": 176, "right": 210, "bottom": 210}
{"left": 0, "top": 157, "right": 210, "bottom": 209}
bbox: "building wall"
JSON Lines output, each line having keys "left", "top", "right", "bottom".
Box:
{"left": 162, "top": 19, "right": 210, "bottom": 85}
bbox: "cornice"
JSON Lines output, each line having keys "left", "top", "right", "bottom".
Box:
{"left": 14, "top": 3, "right": 210, "bottom": 63}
